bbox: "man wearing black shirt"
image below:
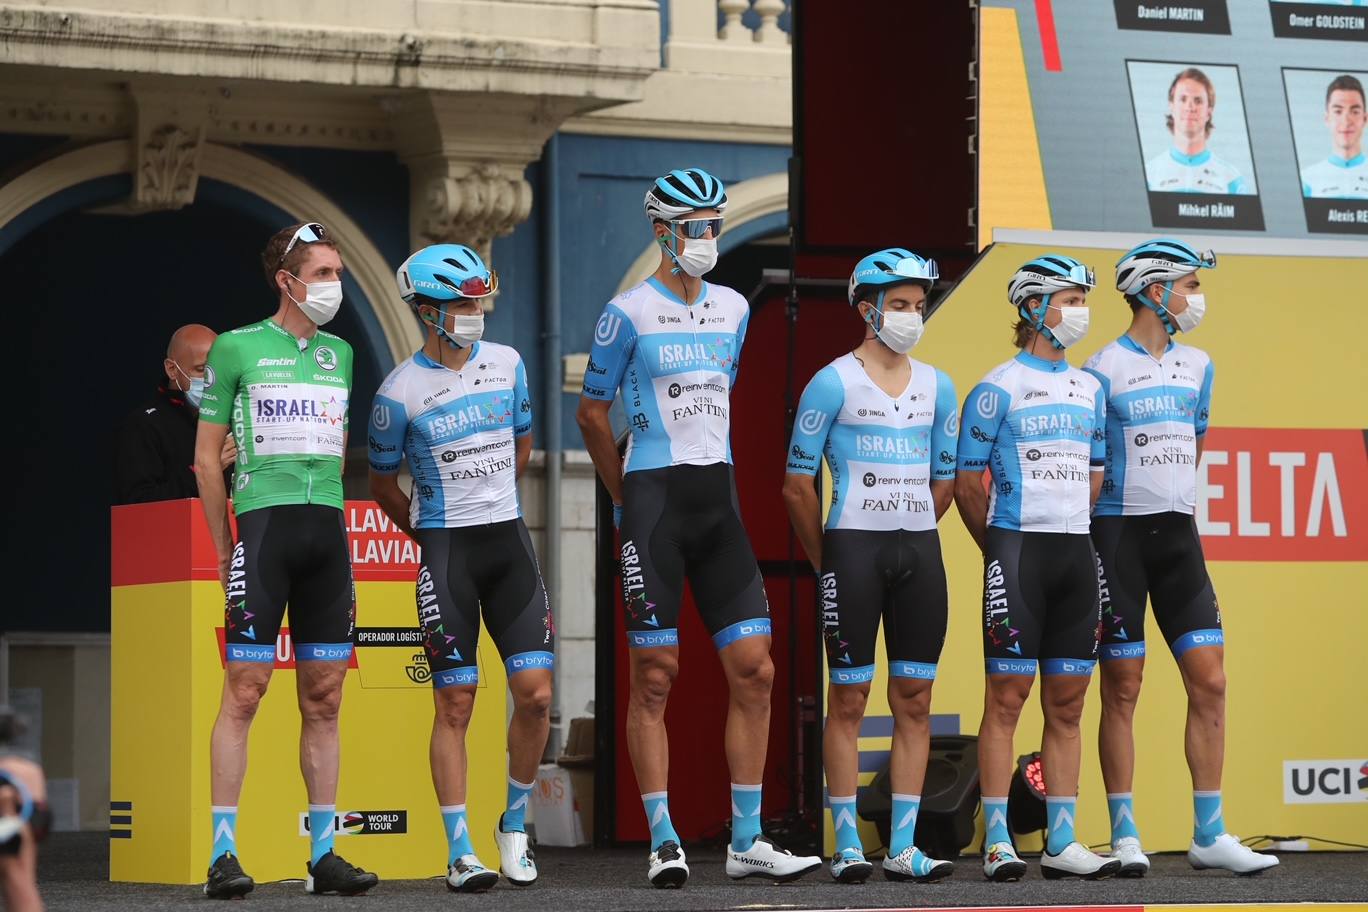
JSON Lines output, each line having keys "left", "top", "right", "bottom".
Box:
{"left": 114, "top": 324, "right": 235, "bottom": 504}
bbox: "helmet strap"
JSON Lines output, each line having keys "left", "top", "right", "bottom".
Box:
{"left": 1027, "top": 293, "right": 1066, "bottom": 352}
{"left": 1142, "top": 282, "right": 1179, "bottom": 336}
{"left": 658, "top": 233, "right": 683, "bottom": 276}
{"left": 861, "top": 291, "right": 886, "bottom": 336}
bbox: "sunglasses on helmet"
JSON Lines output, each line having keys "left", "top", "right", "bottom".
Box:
{"left": 1060, "top": 263, "right": 1097, "bottom": 288}
{"left": 450, "top": 270, "right": 499, "bottom": 299}
{"left": 278, "top": 222, "right": 330, "bottom": 265}
{"left": 884, "top": 256, "right": 940, "bottom": 283}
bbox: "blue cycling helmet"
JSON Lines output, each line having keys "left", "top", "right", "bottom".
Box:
{"left": 395, "top": 244, "right": 498, "bottom": 304}
{"left": 847, "top": 247, "right": 939, "bottom": 307}
{"left": 644, "top": 168, "right": 728, "bottom": 221}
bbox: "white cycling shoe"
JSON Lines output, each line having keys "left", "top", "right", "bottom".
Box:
{"left": 1188, "top": 833, "right": 1280, "bottom": 875}
{"left": 447, "top": 854, "right": 499, "bottom": 893}
{"left": 1041, "top": 841, "right": 1123, "bottom": 880}
{"left": 982, "top": 842, "right": 1027, "bottom": 882}
{"left": 829, "top": 847, "right": 874, "bottom": 883}
{"left": 647, "top": 840, "right": 689, "bottom": 888}
{"left": 883, "top": 846, "right": 954, "bottom": 882}
{"left": 1111, "top": 836, "right": 1150, "bottom": 877}
{"left": 726, "top": 835, "right": 822, "bottom": 882}
{"left": 494, "top": 816, "right": 537, "bottom": 885}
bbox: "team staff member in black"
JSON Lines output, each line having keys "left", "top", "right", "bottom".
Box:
{"left": 113, "top": 324, "right": 235, "bottom": 504}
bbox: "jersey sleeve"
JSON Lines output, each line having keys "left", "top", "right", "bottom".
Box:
{"left": 513, "top": 355, "right": 532, "bottom": 438}
{"left": 786, "top": 366, "right": 843, "bottom": 476}
{"left": 582, "top": 302, "right": 635, "bottom": 401}
{"left": 957, "top": 381, "right": 1010, "bottom": 472}
{"left": 1195, "top": 359, "right": 1214, "bottom": 437}
{"left": 368, "top": 372, "right": 410, "bottom": 474}
{"left": 930, "top": 368, "right": 959, "bottom": 481}
{"left": 341, "top": 340, "right": 355, "bottom": 433}
{"left": 1091, "top": 380, "right": 1107, "bottom": 470}
{"left": 1229, "top": 174, "right": 1248, "bottom": 195}
{"left": 731, "top": 305, "right": 751, "bottom": 385}
{"left": 198, "top": 334, "right": 239, "bottom": 426}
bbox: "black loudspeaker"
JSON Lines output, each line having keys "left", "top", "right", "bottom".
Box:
{"left": 857, "top": 735, "right": 980, "bottom": 858}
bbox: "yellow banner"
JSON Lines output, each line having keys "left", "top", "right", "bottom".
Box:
{"left": 824, "top": 242, "right": 1368, "bottom": 854}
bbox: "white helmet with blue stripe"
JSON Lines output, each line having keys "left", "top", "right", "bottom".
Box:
{"left": 1115, "top": 238, "right": 1216, "bottom": 298}
{"left": 1008, "top": 253, "right": 1096, "bottom": 313}
{"left": 644, "top": 168, "right": 728, "bottom": 221}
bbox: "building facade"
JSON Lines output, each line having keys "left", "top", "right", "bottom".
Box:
{"left": 0, "top": 0, "right": 790, "bottom": 828}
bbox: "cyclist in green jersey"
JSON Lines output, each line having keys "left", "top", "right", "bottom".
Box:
{"left": 194, "top": 222, "right": 377, "bottom": 898}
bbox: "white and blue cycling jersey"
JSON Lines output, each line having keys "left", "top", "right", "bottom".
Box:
{"left": 1146, "top": 148, "right": 1252, "bottom": 195}
{"left": 368, "top": 342, "right": 531, "bottom": 529}
{"left": 957, "top": 351, "right": 1106, "bottom": 534}
{"left": 1301, "top": 154, "right": 1368, "bottom": 199}
{"left": 582, "top": 277, "right": 749, "bottom": 473}
{"left": 1083, "top": 335, "right": 1213, "bottom": 517}
{"left": 787, "top": 353, "right": 958, "bottom": 532}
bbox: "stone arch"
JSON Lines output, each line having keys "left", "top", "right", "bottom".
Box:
{"left": 0, "top": 139, "right": 421, "bottom": 365}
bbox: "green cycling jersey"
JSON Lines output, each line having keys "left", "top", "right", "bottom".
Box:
{"left": 199, "top": 318, "right": 353, "bottom": 514}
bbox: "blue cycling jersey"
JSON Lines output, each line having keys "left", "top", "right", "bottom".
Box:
{"left": 957, "top": 351, "right": 1106, "bottom": 534}
{"left": 1083, "top": 335, "right": 1214, "bottom": 517}
{"left": 582, "top": 277, "right": 749, "bottom": 473}
{"left": 368, "top": 342, "right": 531, "bottom": 529}
{"left": 787, "top": 353, "right": 958, "bottom": 531}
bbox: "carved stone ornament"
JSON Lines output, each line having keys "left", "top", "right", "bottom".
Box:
{"left": 135, "top": 124, "right": 204, "bottom": 211}
{"left": 419, "top": 162, "right": 533, "bottom": 265}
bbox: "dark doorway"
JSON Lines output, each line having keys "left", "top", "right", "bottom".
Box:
{"left": 0, "top": 200, "right": 383, "bottom": 632}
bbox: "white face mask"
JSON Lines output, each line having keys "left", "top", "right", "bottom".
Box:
{"left": 1170, "top": 291, "right": 1206, "bottom": 332}
{"left": 674, "top": 236, "right": 718, "bottom": 277}
{"left": 172, "top": 361, "right": 205, "bottom": 409}
{"left": 871, "top": 309, "right": 924, "bottom": 353}
{"left": 438, "top": 313, "right": 484, "bottom": 349}
{"left": 1047, "top": 305, "right": 1090, "bottom": 349}
{"left": 287, "top": 274, "right": 343, "bottom": 326}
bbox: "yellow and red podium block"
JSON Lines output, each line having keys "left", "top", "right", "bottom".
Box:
{"left": 110, "top": 499, "right": 507, "bottom": 883}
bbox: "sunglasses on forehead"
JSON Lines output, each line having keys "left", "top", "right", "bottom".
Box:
{"left": 668, "top": 217, "right": 725, "bottom": 240}
{"left": 278, "top": 222, "right": 330, "bottom": 266}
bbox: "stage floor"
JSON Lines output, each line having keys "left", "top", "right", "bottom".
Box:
{"left": 38, "top": 832, "right": 1368, "bottom": 911}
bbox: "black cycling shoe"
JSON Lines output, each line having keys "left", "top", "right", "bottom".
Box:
{"left": 306, "top": 851, "right": 380, "bottom": 895}
{"left": 203, "top": 851, "right": 255, "bottom": 899}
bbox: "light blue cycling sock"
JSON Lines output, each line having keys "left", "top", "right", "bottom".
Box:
{"left": 307, "top": 805, "right": 335, "bottom": 865}
{"left": 441, "top": 804, "right": 475, "bottom": 865}
{"left": 1107, "top": 792, "right": 1140, "bottom": 843}
{"left": 730, "top": 783, "right": 763, "bottom": 852}
{"left": 890, "top": 793, "right": 921, "bottom": 856}
{"left": 641, "top": 791, "right": 680, "bottom": 852}
{"left": 502, "top": 776, "right": 535, "bottom": 833}
{"left": 1046, "top": 796, "right": 1077, "bottom": 855}
{"left": 827, "top": 794, "right": 860, "bottom": 854}
{"left": 982, "top": 796, "right": 1011, "bottom": 848}
{"left": 210, "top": 806, "right": 237, "bottom": 864}
{"left": 1193, "top": 790, "right": 1224, "bottom": 847}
